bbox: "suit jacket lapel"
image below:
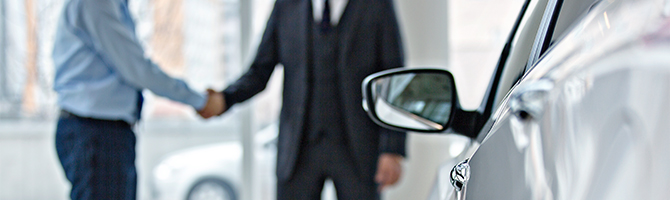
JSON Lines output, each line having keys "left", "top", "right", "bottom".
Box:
{"left": 299, "top": 0, "right": 310, "bottom": 61}
{"left": 294, "top": 0, "right": 311, "bottom": 68}
{"left": 337, "top": 0, "right": 364, "bottom": 80}
{"left": 279, "top": 0, "right": 311, "bottom": 65}
{"left": 275, "top": 0, "right": 312, "bottom": 182}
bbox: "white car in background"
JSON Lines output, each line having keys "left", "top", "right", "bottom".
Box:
{"left": 149, "top": 123, "right": 337, "bottom": 200}
{"left": 150, "top": 123, "right": 278, "bottom": 200}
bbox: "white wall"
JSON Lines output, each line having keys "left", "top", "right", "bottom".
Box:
{"left": 394, "top": 0, "right": 450, "bottom": 68}
{"left": 383, "top": 1, "right": 457, "bottom": 200}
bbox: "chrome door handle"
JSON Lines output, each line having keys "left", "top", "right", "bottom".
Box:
{"left": 509, "top": 79, "right": 554, "bottom": 120}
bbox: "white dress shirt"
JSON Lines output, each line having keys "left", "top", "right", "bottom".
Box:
{"left": 312, "top": 0, "right": 349, "bottom": 25}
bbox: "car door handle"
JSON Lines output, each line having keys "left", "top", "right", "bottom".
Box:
{"left": 508, "top": 79, "right": 554, "bottom": 120}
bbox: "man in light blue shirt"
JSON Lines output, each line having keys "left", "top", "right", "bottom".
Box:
{"left": 52, "top": 0, "right": 224, "bottom": 199}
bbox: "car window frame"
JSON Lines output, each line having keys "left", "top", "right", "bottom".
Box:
{"left": 527, "top": 0, "right": 564, "bottom": 69}
{"left": 468, "top": 0, "right": 547, "bottom": 138}
{"left": 526, "top": 0, "right": 603, "bottom": 74}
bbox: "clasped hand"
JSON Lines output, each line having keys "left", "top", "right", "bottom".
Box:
{"left": 375, "top": 153, "right": 404, "bottom": 191}
{"left": 197, "top": 89, "right": 226, "bottom": 119}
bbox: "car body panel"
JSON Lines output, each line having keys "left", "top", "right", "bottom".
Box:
{"left": 463, "top": 0, "right": 670, "bottom": 199}
{"left": 363, "top": 0, "right": 670, "bottom": 199}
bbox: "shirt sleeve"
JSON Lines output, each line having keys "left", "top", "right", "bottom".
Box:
{"left": 78, "top": 0, "right": 207, "bottom": 110}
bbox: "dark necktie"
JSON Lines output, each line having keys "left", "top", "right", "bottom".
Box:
{"left": 320, "top": 0, "right": 331, "bottom": 32}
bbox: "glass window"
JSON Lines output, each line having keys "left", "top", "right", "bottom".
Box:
{"left": 0, "top": 0, "right": 282, "bottom": 199}
{"left": 1, "top": 0, "right": 70, "bottom": 198}
{"left": 1, "top": 0, "right": 530, "bottom": 199}
{"left": 448, "top": 0, "right": 526, "bottom": 109}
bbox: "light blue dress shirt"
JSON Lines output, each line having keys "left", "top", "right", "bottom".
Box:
{"left": 52, "top": 0, "right": 206, "bottom": 124}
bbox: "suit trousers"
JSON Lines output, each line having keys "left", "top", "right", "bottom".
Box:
{"left": 55, "top": 111, "right": 137, "bottom": 200}
{"left": 277, "top": 135, "right": 379, "bottom": 200}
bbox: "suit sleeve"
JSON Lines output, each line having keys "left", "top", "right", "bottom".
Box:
{"left": 222, "top": 2, "right": 281, "bottom": 108}
{"left": 378, "top": 0, "right": 408, "bottom": 157}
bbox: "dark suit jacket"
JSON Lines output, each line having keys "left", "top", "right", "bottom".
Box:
{"left": 223, "top": 0, "right": 406, "bottom": 182}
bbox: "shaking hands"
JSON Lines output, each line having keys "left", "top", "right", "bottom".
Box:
{"left": 197, "top": 89, "right": 227, "bottom": 119}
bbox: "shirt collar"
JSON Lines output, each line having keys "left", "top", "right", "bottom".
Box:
{"left": 312, "top": 0, "right": 348, "bottom": 25}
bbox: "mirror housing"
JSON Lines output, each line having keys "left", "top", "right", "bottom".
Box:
{"left": 362, "top": 68, "right": 460, "bottom": 133}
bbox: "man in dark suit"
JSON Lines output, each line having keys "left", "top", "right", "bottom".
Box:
{"left": 214, "top": 0, "right": 406, "bottom": 199}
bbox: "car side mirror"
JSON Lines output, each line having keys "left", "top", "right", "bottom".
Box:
{"left": 362, "top": 68, "right": 459, "bottom": 133}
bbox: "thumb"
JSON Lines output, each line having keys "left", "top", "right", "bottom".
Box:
{"left": 375, "top": 170, "right": 384, "bottom": 183}
{"left": 375, "top": 167, "right": 389, "bottom": 184}
{"left": 375, "top": 171, "right": 389, "bottom": 192}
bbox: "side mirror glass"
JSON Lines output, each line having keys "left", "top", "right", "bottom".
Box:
{"left": 363, "top": 69, "right": 458, "bottom": 132}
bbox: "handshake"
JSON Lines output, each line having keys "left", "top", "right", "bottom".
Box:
{"left": 197, "top": 89, "right": 227, "bottom": 119}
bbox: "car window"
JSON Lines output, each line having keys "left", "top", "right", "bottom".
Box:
{"left": 492, "top": 0, "right": 549, "bottom": 111}
{"left": 448, "top": 0, "right": 527, "bottom": 110}
{"left": 551, "top": 0, "right": 601, "bottom": 45}
{"left": 527, "top": 0, "right": 601, "bottom": 71}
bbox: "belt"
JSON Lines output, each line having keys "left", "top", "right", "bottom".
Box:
{"left": 59, "top": 110, "right": 131, "bottom": 127}
{"left": 59, "top": 110, "right": 75, "bottom": 118}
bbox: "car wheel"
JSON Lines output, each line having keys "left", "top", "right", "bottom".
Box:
{"left": 186, "top": 178, "right": 237, "bottom": 200}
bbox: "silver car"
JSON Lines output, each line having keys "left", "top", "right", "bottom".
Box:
{"left": 150, "top": 123, "right": 278, "bottom": 200}
{"left": 149, "top": 123, "right": 338, "bottom": 200}
{"left": 362, "top": 0, "right": 670, "bottom": 199}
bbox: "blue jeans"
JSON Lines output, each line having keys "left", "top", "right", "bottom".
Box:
{"left": 55, "top": 111, "right": 137, "bottom": 200}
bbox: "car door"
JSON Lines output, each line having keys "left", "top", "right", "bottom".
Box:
{"left": 364, "top": 0, "right": 670, "bottom": 199}
{"left": 362, "top": 0, "right": 558, "bottom": 198}
{"left": 461, "top": 0, "right": 670, "bottom": 199}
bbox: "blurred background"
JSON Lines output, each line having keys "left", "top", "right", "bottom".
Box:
{"left": 0, "top": 0, "right": 523, "bottom": 199}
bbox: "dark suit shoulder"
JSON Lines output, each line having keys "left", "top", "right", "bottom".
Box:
{"left": 358, "top": 0, "right": 398, "bottom": 15}
{"left": 368, "top": 0, "right": 395, "bottom": 6}
{"left": 377, "top": 0, "right": 398, "bottom": 11}
{"left": 274, "top": 0, "right": 301, "bottom": 4}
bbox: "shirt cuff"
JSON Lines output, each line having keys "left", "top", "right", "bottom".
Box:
{"left": 189, "top": 92, "right": 208, "bottom": 111}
